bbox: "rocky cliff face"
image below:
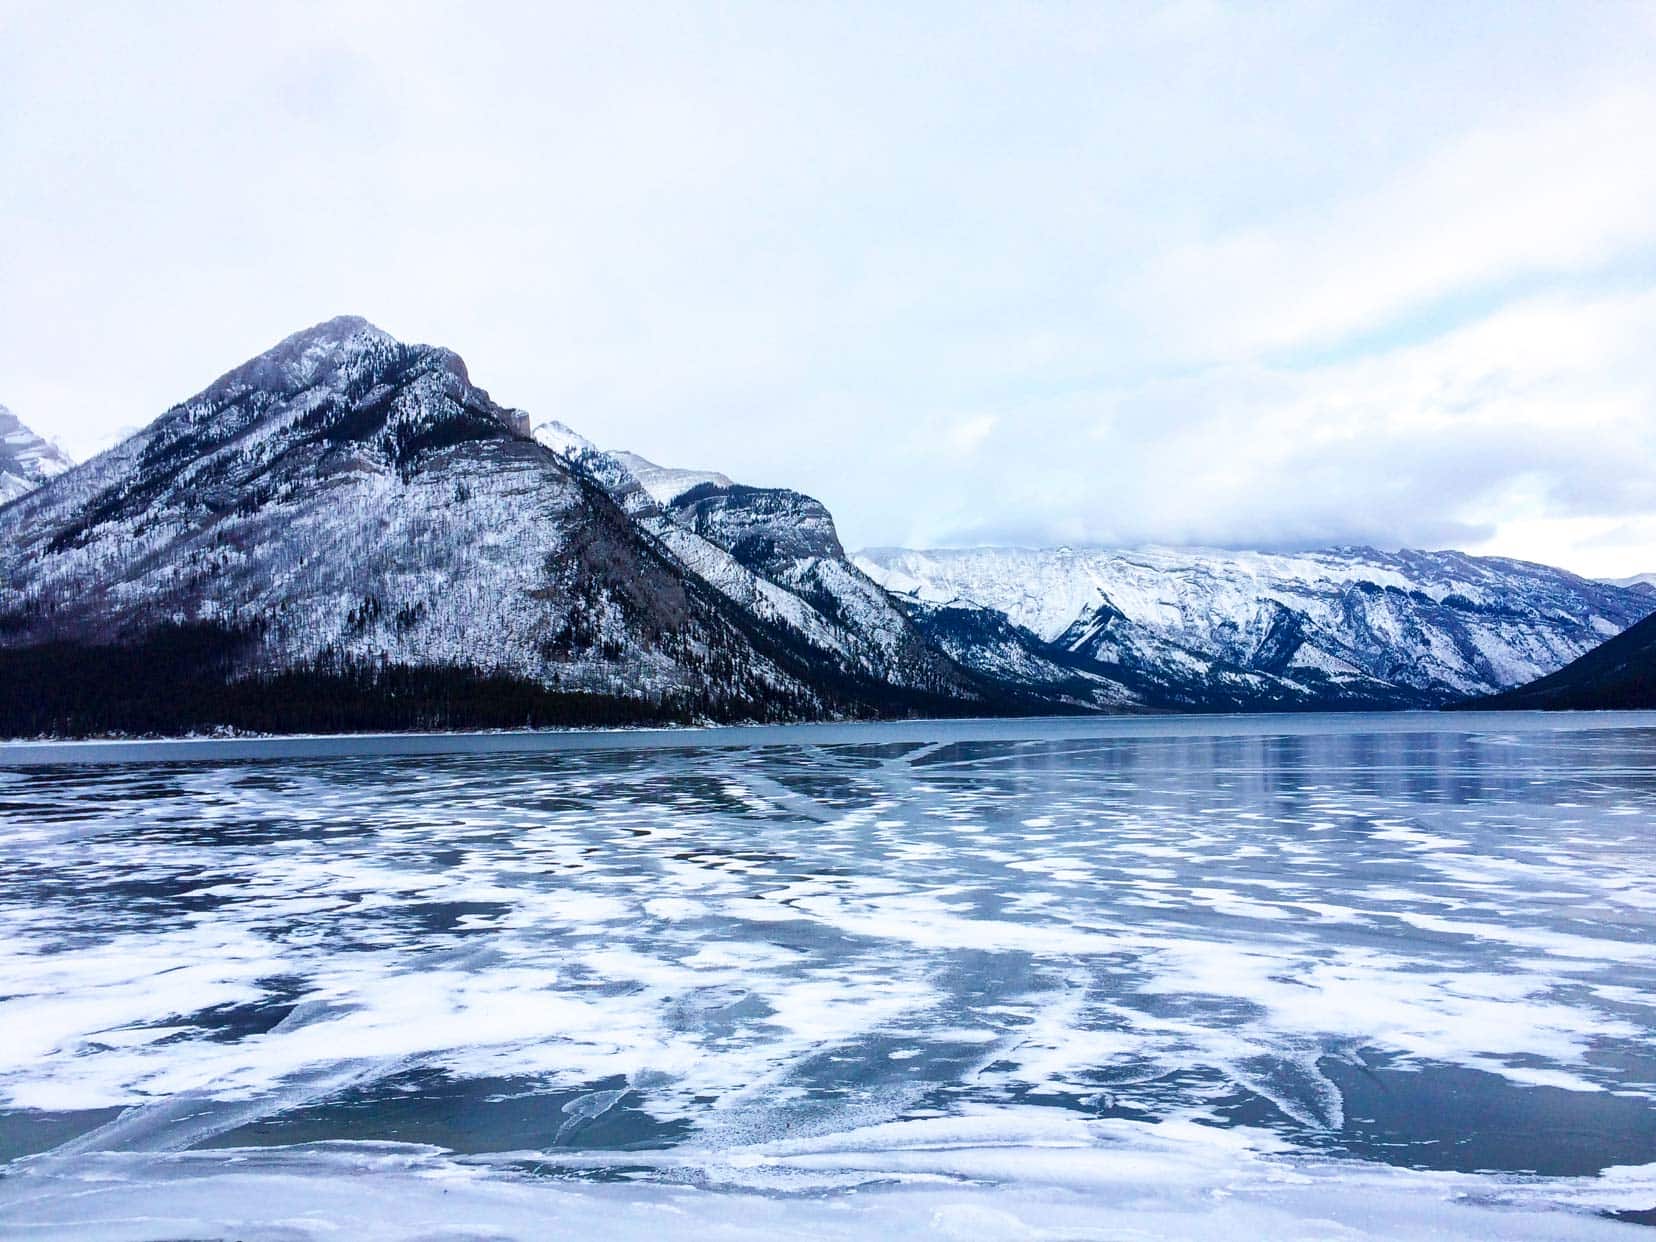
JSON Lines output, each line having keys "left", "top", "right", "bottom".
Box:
{"left": 527, "top": 433, "right": 982, "bottom": 705}
{"left": 0, "top": 405, "right": 73, "bottom": 504}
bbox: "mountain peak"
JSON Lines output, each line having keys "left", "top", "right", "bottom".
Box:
{"left": 260, "top": 314, "right": 399, "bottom": 363}
{"left": 315, "top": 312, "right": 382, "bottom": 333}
{"left": 287, "top": 313, "right": 390, "bottom": 344}
{"left": 532, "top": 419, "right": 597, "bottom": 459}
{"left": 195, "top": 315, "right": 404, "bottom": 404}
{"left": 293, "top": 313, "right": 391, "bottom": 350}
{"left": 614, "top": 451, "right": 735, "bottom": 506}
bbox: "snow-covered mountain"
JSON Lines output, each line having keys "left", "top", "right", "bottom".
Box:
{"left": 7, "top": 314, "right": 1650, "bottom": 734}
{"left": 856, "top": 545, "right": 1656, "bottom": 709}
{"left": 0, "top": 405, "right": 73, "bottom": 504}
{"left": 0, "top": 318, "right": 993, "bottom": 735}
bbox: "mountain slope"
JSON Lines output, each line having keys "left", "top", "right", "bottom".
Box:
{"left": 0, "top": 405, "right": 73, "bottom": 503}
{"left": 614, "top": 450, "right": 733, "bottom": 503}
{"left": 0, "top": 318, "right": 991, "bottom": 735}
{"left": 659, "top": 476, "right": 938, "bottom": 672}
{"left": 856, "top": 545, "right": 1655, "bottom": 709}
{"left": 528, "top": 432, "right": 983, "bottom": 704}
{"left": 1455, "top": 611, "right": 1656, "bottom": 710}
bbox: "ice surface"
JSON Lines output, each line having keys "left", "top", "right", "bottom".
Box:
{"left": 2, "top": 715, "right": 1654, "bottom": 1238}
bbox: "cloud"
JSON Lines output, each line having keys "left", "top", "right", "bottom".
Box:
{"left": 3, "top": 2, "right": 1656, "bottom": 575}
{"left": 900, "top": 288, "right": 1656, "bottom": 576}
{"left": 943, "top": 415, "right": 997, "bottom": 456}
{"left": 1123, "top": 87, "right": 1656, "bottom": 361}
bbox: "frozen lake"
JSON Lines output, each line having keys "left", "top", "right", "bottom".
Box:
{"left": 2, "top": 713, "right": 1654, "bottom": 1239}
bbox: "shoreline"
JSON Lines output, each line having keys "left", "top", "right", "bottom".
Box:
{"left": 3, "top": 707, "right": 1653, "bottom": 767}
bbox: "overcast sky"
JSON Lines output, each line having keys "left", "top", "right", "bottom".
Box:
{"left": 4, "top": 1, "right": 1655, "bottom": 575}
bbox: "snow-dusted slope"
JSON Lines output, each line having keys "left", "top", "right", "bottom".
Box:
{"left": 0, "top": 405, "right": 73, "bottom": 504}
{"left": 857, "top": 545, "right": 1656, "bottom": 707}
{"left": 0, "top": 318, "right": 992, "bottom": 731}
{"left": 895, "top": 598, "right": 1147, "bottom": 710}
{"left": 664, "top": 483, "right": 916, "bottom": 656}
{"left": 1462, "top": 608, "right": 1656, "bottom": 710}
{"left": 614, "top": 451, "right": 733, "bottom": 505}
{"left": 531, "top": 431, "right": 979, "bottom": 700}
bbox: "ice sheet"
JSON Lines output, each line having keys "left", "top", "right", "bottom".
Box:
{"left": 2, "top": 718, "right": 1654, "bottom": 1236}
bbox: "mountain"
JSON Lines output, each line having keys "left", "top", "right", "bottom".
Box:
{"left": 0, "top": 405, "right": 74, "bottom": 503}
{"left": 534, "top": 438, "right": 1143, "bottom": 714}
{"left": 9, "top": 316, "right": 1649, "bottom": 736}
{"left": 526, "top": 426, "right": 987, "bottom": 707}
{"left": 855, "top": 545, "right": 1656, "bottom": 710}
{"left": 1455, "top": 610, "right": 1656, "bottom": 710}
{"left": 0, "top": 318, "right": 995, "bottom": 736}
{"left": 1603, "top": 572, "right": 1656, "bottom": 598}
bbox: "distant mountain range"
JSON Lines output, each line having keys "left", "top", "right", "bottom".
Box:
{"left": 0, "top": 405, "right": 73, "bottom": 503}
{"left": 3, "top": 317, "right": 1652, "bottom": 735}
{"left": 854, "top": 546, "right": 1653, "bottom": 711}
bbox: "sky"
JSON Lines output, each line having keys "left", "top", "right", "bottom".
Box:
{"left": 4, "top": 1, "right": 1656, "bottom": 576}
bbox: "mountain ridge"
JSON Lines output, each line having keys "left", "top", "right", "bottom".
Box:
{"left": 854, "top": 543, "right": 1655, "bottom": 709}
{"left": 5, "top": 315, "right": 1652, "bottom": 736}
{"left": 0, "top": 318, "right": 1007, "bottom": 735}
